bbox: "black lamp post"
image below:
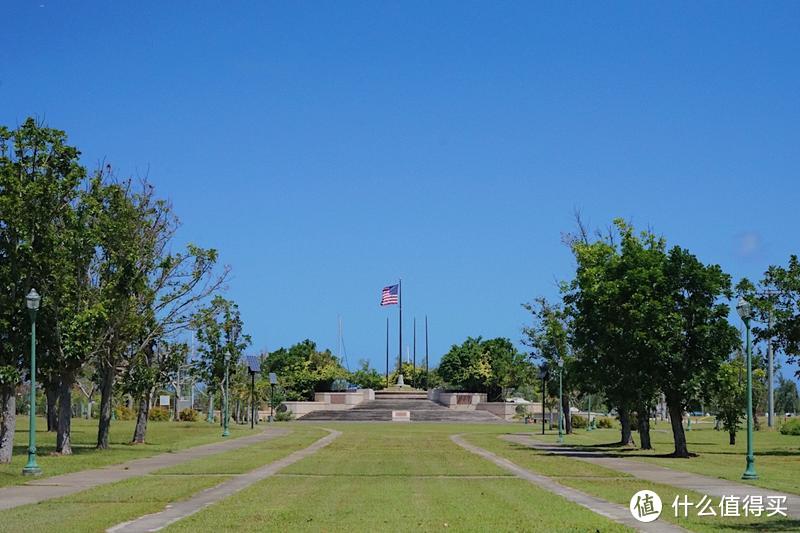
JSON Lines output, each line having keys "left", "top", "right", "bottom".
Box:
{"left": 245, "top": 356, "right": 261, "bottom": 429}
{"left": 538, "top": 361, "right": 549, "bottom": 435}
{"left": 268, "top": 372, "right": 277, "bottom": 422}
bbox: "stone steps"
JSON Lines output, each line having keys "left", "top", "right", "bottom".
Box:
{"left": 297, "top": 398, "right": 502, "bottom": 422}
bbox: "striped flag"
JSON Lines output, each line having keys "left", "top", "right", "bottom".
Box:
{"left": 381, "top": 284, "right": 399, "bottom": 306}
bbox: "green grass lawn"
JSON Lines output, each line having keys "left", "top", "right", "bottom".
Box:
{"left": 0, "top": 416, "right": 259, "bottom": 487}
{"left": 0, "top": 425, "right": 323, "bottom": 533}
{"left": 464, "top": 432, "right": 800, "bottom": 532}
{"left": 163, "top": 422, "right": 632, "bottom": 532}
{"left": 523, "top": 421, "right": 800, "bottom": 496}
{"left": 0, "top": 474, "right": 229, "bottom": 533}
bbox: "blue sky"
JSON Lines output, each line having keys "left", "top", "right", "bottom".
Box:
{"left": 2, "top": 2, "right": 798, "bottom": 378}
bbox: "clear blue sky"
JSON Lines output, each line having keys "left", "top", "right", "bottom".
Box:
{"left": 3, "top": 2, "right": 798, "bottom": 378}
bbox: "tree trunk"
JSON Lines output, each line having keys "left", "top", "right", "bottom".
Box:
{"left": 56, "top": 377, "right": 73, "bottom": 455}
{"left": 619, "top": 406, "right": 635, "bottom": 446}
{"left": 666, "top": 398, "right": 690, "bottom": 457}
{"left": 0, "top": 386, "right": 16, "bottom": 464}
{"left": 46, "top": 385, "right": 58, "bottom": 432}
{"left": 729, "top": 430, "right": 736, "bottom": 445}
{"left": 96, "top": 363, "right": 115, "bottom": 449}
{"left": 637, "top": 404, "right": 652, "bottom": 450}
{"left": 132, "top": 392, "right": 150, "bottom": 444}
{"left": 207, "top": 393, "right": 214, "bottom": 423}
{"left": 562, "top": 394, "right": 572, "bottom": 434}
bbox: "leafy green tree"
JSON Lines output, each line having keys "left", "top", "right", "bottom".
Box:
{"left": 263, "top": 340, "right": 348, "bottom": 400}
{"left": 438, "top": 337, "right": 532, "bottom": 401}
{"left": 0, "top": 118, "right": 93, "bottom": 457}
{"left": 523, "top": 297, "right": 575, "bottom": 434}
{"left": 192, "top": 297, "right": 251, "bottom": 427}
{"left": 564, "top": 222, "right": 667, "bottom": 447}
{"left": 123, "top": 339, "right": 188, "bottom": 443}
{"left": 707, "top": 352, "right": 747, "bottom": 445}
{"left": 740, "top": 255, "right": 800, "bottom": 379}
{"left": 350, "top": 359, "right": 386, "bottom": 390}
{"left": 566, "top": 220, "right": 738, "bottom": 456}
{"left": 775, "top": 375, "right": 799, "bottom": 414}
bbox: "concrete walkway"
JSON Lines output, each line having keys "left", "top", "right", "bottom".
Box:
{"left": 0, "top": 427, "right": 290, "bottom": 511}
{"left": 108, "top": 428, "right": 341, "bottom": 532}
{"left": 451, "top": 434, "right": 685, "bottom": 533}
{"left": 503, "top": 434, "right": 800, "bottom": 520}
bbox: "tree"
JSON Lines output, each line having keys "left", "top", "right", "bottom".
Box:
{"left": 192, "top": 296, "right": 251, "bottom": 428}
{"left": 0, "top": 118, "right": 90, "bottom": 458}
{"left": 707, "top": 352, "right": 747, "bottom": 445}
{"left": 523, "top": 297, "right": 575, "bottom": 434}
{"left": 263, "top": 340, "right": 347, "bottom": 401}
{"left": 656, "top": 247, "right": 740, "bottom": 456}
{"left": 775, "top": 375, "right": 799, "bottom": 414}
{"left": 438, "top": 337, "right": 532, "bottom": 401}
{"left": 566, "top": 220, "right": 738, "bottom": 456}
{"left": 564, "top": 222, "right": 667, "bottom": 447}
{"left": 739, "top": 255, "right": 800, "bottom": 380}
{"left": 123, "top": 339, "right": 187, "bottom": 443}
{"left": 350, "top": 359, "right": 386, "bottom": 390}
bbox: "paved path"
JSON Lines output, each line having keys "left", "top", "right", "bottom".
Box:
{"left": 451, "top": 434, "right": 685, "bottom": 533}
{"left": 0, "top": 427, "right": 290, "bottom": 511}
{"left": 503, "top": 434, "right": 800, "bottom": 520}
{"left": 108, "top": 428, "right": 341, "bottom": 532}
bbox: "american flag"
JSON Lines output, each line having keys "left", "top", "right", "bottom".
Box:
{"left": 380, "top": 284, "right": 399, "bottom": 306}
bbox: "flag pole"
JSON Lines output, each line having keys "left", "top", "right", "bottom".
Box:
{"left": 385, "top": 317, "right": 389, "bottom": 388}
{"left": 398, "top": 279, "right": 403, "bottom": 375}
{"left": 413, "top": 317, "right": 416, "bottom": 388}
{"left": 425, "top": 315, "right": 429, "bottom": 390}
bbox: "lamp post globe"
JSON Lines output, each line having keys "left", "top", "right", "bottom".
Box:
{"left": 22, "top": 289, "right": 42, "bottom": 476}
{"left": 737, "top": 297, "right": 758, "bottom": 480}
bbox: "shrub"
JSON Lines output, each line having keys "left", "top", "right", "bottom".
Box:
{"left": 571, "top": 414, "right": 587, "bottom": 428}
{"left": 597, "top": 417, "right": 614, "bottom": 429}
{"left": 114, "top": 406, "right": 136, "bottom": 420}
{"left": 148, "top": 407, "right": 170, "bottom": 421}
{"left": 275, "top": 409, "right": 294, "bottom": 422}
{"left": 779, "top": 418, "right": 800, "bottom": 436}
{"left": 179, "top": 408, "right": 199, "bottom": 422}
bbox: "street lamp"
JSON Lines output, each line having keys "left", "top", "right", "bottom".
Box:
{"left": 222, "top": 324, "right": 239, "bottom": 438}
{"left": 22, "top": 289, "right": 42, "bottom": 476}
{"left": 587, "top": 394, "right": 593, "bottom": 432}
{"left": 268, "top": 372, "right": 277, "bottom": 422}
{"left": 538, "top": 362, "right": 549, "bottom": 436}
{"left": 557, "top": 357, "right": 564, "bottom": 444}
{"left": 737, "top": 296, "right": 758, "bottom": 480}
{"left": 246, "top": 356, "right": 261, "bottom": 429}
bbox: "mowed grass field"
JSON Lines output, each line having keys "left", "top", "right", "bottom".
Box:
{"left": 0, "top": 425, "right": 326, "bottom": 533}
{"left": 525, "top": 420, "right": 800, "bottom": 495}
{"left": 0, "top": 416, "right": 259, "bottom": 487}
{"left": 2, "top": 418, "right": 798, "bottom": 532}
{"left": 464, "top": 431, "right": 800, "bottom": 532}
{"left": 164, "top": 423, "right": 631, "bottom": 532}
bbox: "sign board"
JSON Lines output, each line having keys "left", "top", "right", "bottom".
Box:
{"left": 269, "top": 372, "right": 278, "bottom": 385}
{"left": 159, "top": 395, "right": 171, "bottom": 406}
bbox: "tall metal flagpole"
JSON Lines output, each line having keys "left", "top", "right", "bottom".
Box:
{"left": 425, "top": 315, "right": 429, "bottom": 390}
{"left": 398, "top": 279, "right": 403, "bottom": 374}
{"left": 385, "top": 317, "right": 389, "bottom": 387}
{"left": 413, "top": 318, "right": 416, "bottom": 388}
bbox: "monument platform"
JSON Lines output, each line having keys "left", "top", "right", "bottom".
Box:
{"left": 297, "top": 397, "right": 502, "bottom": 422}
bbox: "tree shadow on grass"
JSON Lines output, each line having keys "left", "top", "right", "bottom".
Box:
{"left": 718, "top": 519, "right": 800, "bottom": 531}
